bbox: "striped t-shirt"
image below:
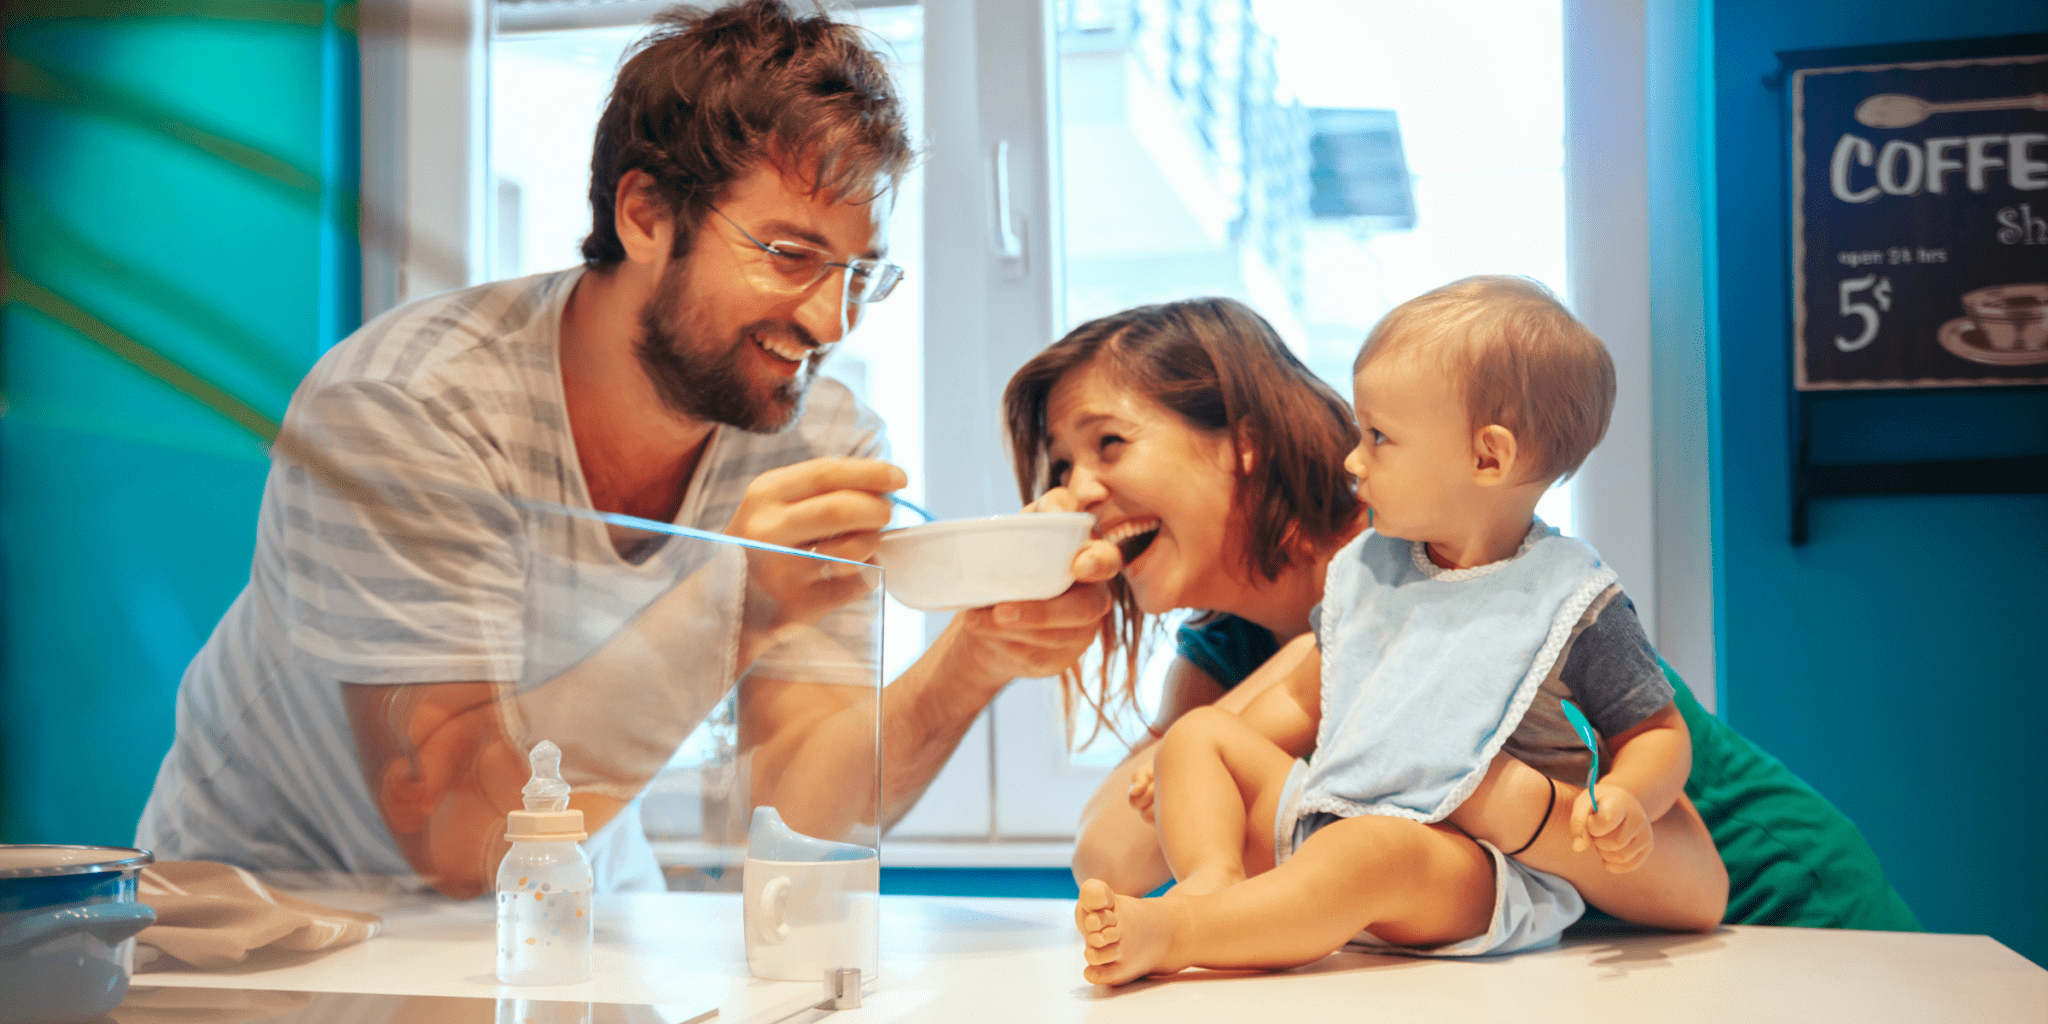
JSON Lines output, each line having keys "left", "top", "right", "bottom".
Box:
{"left": 136, "top": 268, "right": 886, "bottom": 891}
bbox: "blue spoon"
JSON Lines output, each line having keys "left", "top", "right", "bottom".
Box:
{"left": 889, "top": 494, "right": 937, "bottom": 523}
{"left": 1558, "top": 699, "right": 1600, "bottom": 812}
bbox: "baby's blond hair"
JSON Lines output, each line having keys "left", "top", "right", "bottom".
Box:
{"left": 1355, "top": 276, "right": 1615, "bottom": 485}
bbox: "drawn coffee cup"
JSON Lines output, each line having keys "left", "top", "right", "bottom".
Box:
{"left": 1961, "top": 283, "right": 2048, "bottom": 352}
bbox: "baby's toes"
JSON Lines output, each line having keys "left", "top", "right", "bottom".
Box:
{"left": 1084, "top": 939, "right": 1122, "bottom": 965}
{"left": 1086, "top": 924, "right": 1120, "bottom": 947}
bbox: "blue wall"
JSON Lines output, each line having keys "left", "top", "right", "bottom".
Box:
{"left": 1706, "top": 0, "right": 2048, "bottom": 965}
{"left": 1, "top": 1, "right": 358, "bottom": 845}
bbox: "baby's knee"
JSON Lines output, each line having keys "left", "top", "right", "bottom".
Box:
{"left": 1160, "top": 705, "right": 1238, "bottom": 752}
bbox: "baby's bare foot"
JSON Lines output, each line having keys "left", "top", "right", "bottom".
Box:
{"left": 1075, "top": 878, "right": 1191, "bottom": 986}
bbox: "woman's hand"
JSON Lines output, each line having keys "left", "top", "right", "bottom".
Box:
{"left": 1024, "top": 484, "right": 1123, "bottom": 581}
{"left": 947, "top": 555, "right": 1119, "bottom": 683}
{"left": 931, "top": 486, "right": 1124, "bottom": 689}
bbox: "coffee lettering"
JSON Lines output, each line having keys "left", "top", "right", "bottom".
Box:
{"left": 1829, "top": 133, "right": 2048, "bottom": 201}
{"left": 1831, "top": 134, "right": 1878, "bottom": 203}
{"left": 1925, "top": 138, "right": 1964, "bottom": 195}
{"left": 1878, "top": 140, "right": 1923, "bottom": 195}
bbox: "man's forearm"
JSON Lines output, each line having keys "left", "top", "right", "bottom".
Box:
{"left": 872, "top": 617, "right": 1012, "bottom": 830}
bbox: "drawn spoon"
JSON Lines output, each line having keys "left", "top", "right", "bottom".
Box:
{"left": 1854, "top": 92, "right": 2048, "bottom": 129}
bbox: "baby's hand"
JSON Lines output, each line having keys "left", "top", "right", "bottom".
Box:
{"left": 1571, "top": 783, "right": 1651, "bottom": 873}
{"left": 1128, "top": 764, "right": 1157, "bottom": 823}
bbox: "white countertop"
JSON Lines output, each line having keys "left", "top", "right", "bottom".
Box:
{"left": 131, "top": 892, "right": 2048, "bottom": 1023}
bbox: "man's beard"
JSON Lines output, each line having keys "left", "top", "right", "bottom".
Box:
{"left": 634, "top": 263, "right": 821, "bottom": 434}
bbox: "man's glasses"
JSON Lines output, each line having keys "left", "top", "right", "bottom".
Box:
{"left": 708, "top": 206, "right": 904, "bottom": 305}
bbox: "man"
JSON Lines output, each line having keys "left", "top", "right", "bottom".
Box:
{"left": 136, "top": 0, "right": 1117, "bottom": 898}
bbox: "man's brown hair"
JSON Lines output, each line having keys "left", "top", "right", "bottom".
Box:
{"left": 1355, "top": 276, "right": 1616, "bottom": 484}
{"left": 1005, "top": 298, "right": 1361, "bottom": 745}
{"left": 581, "top": 0, "right": 915, "bottom": 265}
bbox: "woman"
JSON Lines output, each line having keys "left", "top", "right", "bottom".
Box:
{"left": 1006, "top": 297, "right": 1918, "bottom": 933}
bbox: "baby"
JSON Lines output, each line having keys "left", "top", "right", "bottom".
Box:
{"left": 1075, "top": 276, "right": 1696, "bottom": 984}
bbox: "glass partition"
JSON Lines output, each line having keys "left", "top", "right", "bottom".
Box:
{"left": 249, "top": 430, "right": 883, "bottom": 1016}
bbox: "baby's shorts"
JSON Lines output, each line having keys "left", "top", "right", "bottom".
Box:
{"left": 1273, "top": 759, "right": 1585, "bottom": 958}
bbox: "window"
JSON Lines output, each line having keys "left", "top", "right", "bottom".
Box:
{"left": 1051, "top": 0, "right": 1575, "bottom": 758}
{"left": 368, "top": 0, "right": 1654, "bottom": 865}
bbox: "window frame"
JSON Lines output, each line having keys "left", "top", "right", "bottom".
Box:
{"left": 364, "top": 0, "right": 1698, "bottom": 863}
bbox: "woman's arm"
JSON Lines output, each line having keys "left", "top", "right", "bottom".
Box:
{"left": 1069, "top": 659, "right": 1221, "bottom": 895}
{"left": 1070, "top": 634, "right": 1317, "bottom": 894}
{"left": 1449, "top": 747, "right": 1727, "bottom": 931}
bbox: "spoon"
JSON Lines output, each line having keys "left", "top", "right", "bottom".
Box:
{"left": 889, "top": 494, "right": 937, "bottom": 523}
{"left": 1558, "top": 699, "right": 1600, "bottom": 812}
{"left": 1854, "top": 92, "right": 2048, "bottom": 129}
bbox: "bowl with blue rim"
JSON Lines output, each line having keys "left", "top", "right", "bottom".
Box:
{"left": 0, "top": 845, "right": 157, "bottom": 1024}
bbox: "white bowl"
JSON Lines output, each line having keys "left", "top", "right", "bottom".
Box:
{"left": 874, "top": 512, "right": 1095, "bottom": 612}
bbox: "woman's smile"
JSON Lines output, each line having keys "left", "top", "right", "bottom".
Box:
{"left": 1101, "top": 517, "right": 1162, "bottom": 564}
{"left": 1043, "top": 363, "right": 1240, "bottom": 614}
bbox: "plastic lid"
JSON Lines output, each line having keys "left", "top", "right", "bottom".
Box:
{"left": 506, "top": 741, "right": 586, "bottom": 842}
{"left": 0, "top": 846, "right": 154, "bottom": 879}
{"left": 746, "top": 807, "right": 875, "bottom": 862}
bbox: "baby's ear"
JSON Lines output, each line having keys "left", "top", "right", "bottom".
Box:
{"left": 1472, "top": 424, "right": 1518, "bottom": 486}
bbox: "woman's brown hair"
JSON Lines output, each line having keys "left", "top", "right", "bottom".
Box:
{"left": 1003, "top": 298, "right": 1360, "bottom": 745}
{"left": 581, "top": 0, "right": 915, "bottom": 266}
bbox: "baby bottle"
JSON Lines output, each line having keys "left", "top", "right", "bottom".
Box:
{"left": 496, "top": 740, "right": 593, "bottom": 985}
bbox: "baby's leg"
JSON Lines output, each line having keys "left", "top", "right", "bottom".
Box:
{"left": 1075, "top": 815, "right": 1494, "bottom": 986}
{"left": 1450, "top": 754, "right": 1728, "bottom": 931}
{"left": 1149, "top": 706, "right": 1297, "bottom": 894}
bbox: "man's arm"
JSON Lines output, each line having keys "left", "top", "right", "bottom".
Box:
{"left": 332, "top": 457, "right": 900, "bottom": 897}
{"left": 342, "top": 681, "right": 630, "bottom": 900}
{"left": 339, "top": 452, "right": 1117, "bottom": 891}
{"left": 744, "top": 543, "right": 1123, "bottom": 835}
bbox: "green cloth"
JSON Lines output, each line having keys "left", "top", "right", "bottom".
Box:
{"left": 1667, "top": 664, "right": 1920, "bottom": 931}
{"left": 1175, "top": 613, "right": 1922, "bottom": 930}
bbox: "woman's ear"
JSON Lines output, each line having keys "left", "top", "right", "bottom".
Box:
{"left": 1234, "top": 426, "right": 1259, "bottom": 476}
{"left": 614, "top": 169, "right": 675, "bottom": 268}
{"left": 1471, "top": 424, "right": 1518, "bottom": 486}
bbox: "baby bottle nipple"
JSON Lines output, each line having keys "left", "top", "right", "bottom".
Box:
{"left": 523, "top": 740, "right": 571, "bottom": 812}
{"left": 506, "top": 740, "right": 585, "bottom": 842}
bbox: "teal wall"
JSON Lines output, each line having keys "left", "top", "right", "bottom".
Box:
{"left": 1, "top": 1, "right": 359, "bottom": 845}
{"left": 1701, "top": 0, "right": 2048, "bottom": 966}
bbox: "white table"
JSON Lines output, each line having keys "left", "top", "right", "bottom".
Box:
{"left": 133, "top": 892, "right": 2048, "bottom": 1023}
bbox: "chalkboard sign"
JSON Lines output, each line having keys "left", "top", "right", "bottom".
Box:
{"left": 1792, "top": 51, "right": 2048, "bottom": 390}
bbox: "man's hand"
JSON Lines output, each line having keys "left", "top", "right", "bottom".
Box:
{"left": 1024, "top": 484, "right": 1121, "bottom": 576}
{"left": 946, "top": 542, "right": 1120, "bottom": 684}
{"left": 1128, "top": 763, "right": 1157, "bottom": 823}
{"left": 725, "top": 457, "right": 902, "bottom": 639}
{"left": 1571, "top": 783, "right": 1653, "bottom": 873}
